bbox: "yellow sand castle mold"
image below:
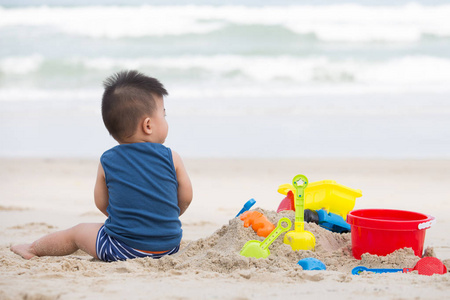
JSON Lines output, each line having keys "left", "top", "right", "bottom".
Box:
{"left": 278, "top": 180, "right": 362, "bottom": 220}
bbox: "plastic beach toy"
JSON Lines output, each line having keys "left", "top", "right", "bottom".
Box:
{"left": 352, "top": 257, "right": 447, "bottom": 276}
{"left": 240, "top": 218, "right": 291, "bottom": 259}
{"left": 316, "top": 209, "right": 350, "bottom": 233}
{"left": 304, "top": 209, "right": 351, "bottom": 233}
{"left": 283, "top": 175, "right": 316, "bottom": 251}
{"left": 305, "top": 180, "right": 362, "bottom": 220}
{"left": 347, "top": 209, "right": 435, "bottom": 259}
{"left": 277, "top": 180, "right": 362, "bottom": 220}
{"left": 240, "top": 211, "right": 275, "bottom": 238}
{"left": 235, "top": 198, "right": 256, "bottom": 217}
{"left": 297, "top": 258, "right": 326, "bottom": 270}
{"left": 276, "top": 190, "right": 295, "bottom": 213}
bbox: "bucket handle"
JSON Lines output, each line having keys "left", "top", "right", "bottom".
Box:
{"left": 418, "top": 218, "right": 435, "bottom": 230}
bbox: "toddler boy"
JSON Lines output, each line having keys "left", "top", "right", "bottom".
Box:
{"left": 11, "top": 70, "right": 193, "bottom": 262}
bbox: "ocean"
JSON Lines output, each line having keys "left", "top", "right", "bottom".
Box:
{"left": 1, "top": 0, "right": 450, "bottom": 158}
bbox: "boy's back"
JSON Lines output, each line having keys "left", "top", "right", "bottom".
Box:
{"left": 101, "top": 142, "right": 182, "bottom": 252}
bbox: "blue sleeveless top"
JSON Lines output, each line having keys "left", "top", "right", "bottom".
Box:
{"left": 100, "top": 143, "right": 181, "bottom": 251}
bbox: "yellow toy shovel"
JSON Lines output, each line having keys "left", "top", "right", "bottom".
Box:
{"left": 240, "top": 217, "right": 291, "bottom": 259}
{"left": 283, "top": 174, "right": 316, "bottom": 251}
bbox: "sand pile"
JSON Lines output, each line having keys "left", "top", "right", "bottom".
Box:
{"left": 58, "top": 207, "right": 433, "bottom": 281}
{"left": 1, "top": 208, "right": 444, "bottom": 285}
{"left": 153, "top": 208, "right": 427, "bottom": 276}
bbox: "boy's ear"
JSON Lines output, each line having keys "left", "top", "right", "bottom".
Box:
{"left": 142, "top": 117, "right": 152, "bottom": 135}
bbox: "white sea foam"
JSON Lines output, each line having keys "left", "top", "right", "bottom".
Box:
{"left": 2, "top": 54, "right": 450, "bottom": 88}
{"left": 1, "top": 4, "right": 450, "bottom": 41}
{"left": 0, "top": 54, "right": 44, "bottom": 74}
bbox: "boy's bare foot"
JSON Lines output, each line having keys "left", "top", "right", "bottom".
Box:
{"left": 10, "top": 244, "right": 37, "bottom": 259}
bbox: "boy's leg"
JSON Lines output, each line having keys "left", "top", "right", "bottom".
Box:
{"left": 11, "top": 223, "right": 103, "bottom": 260}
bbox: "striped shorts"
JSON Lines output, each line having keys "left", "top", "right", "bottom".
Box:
{"left": 95, "top": 225, "right": 180, "bottom": 262}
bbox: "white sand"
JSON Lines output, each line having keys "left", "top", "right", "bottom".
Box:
{"left": 1, "top": 158, "right": 449, "bottom": 299}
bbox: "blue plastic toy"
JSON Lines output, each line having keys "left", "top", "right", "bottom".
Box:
{"left": 235, "top": 198, "right": 256, "bottom": 217}
{"left": 351, "top": 257, "right": 448, "bottom": 276}
{"left": 304, "top": 209, "right": 350, "bottom": 233}
{"left": 352, "top": 266, "right": 402, "bottom": 275}
{"left": 316, "top": 209, "right": 351, "bottom": 233}
{"left": 297, "top": 258, "right": 326, "bottom": 270}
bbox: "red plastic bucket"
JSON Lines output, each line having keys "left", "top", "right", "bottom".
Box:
{"left": 347, "top": 209, "right": 435, "bottom": 259}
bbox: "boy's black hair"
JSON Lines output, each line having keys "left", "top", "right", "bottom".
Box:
{"left": 101, "top": 70, "right": 168, "bottom": 142}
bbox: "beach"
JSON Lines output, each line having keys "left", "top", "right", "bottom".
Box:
{"left": 1, "top": 158, "right": 449, "bottom": 299}
{"left": 1, "top": 0, "right": 450, "bottom": 298}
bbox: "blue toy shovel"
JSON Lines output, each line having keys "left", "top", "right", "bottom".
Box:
{"left": 236, "top": 198, "right": 256, "bottom": 217}
{"left": 352, "top": 257, "right": 447, "bottom": 276}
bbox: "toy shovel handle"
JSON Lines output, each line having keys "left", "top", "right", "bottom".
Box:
{"left": 352, "top": 266, "right": 403, "bottom": 275}
{"left": 261, "top": 218, "right": 292, "bottom": 250}
{"left": 235, "top": 198, "right": 256, "bottom": 217}
{"left": 292, "top": 174, "right": 308, "bottom": 223}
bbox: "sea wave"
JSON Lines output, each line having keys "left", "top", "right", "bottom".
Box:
{"left": 1, "top": 4, "right": 450, "bottom": 42}
{"left": 2, "top": 54, "right": 450, "bottom": 87}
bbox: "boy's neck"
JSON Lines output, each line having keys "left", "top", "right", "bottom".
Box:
{"left": 118, "top": 134, "right": 159, "bottom": 145}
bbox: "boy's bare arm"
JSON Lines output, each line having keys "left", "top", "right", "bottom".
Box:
{"left": 94, "top": 162, "right": 109, "bottom": 217}
{"left": 172, "top": 150, "right": 193, "bottom": 216}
